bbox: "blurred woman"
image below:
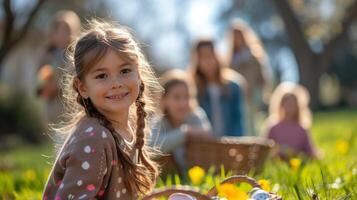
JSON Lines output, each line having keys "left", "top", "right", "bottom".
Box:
{"left": 189, "top": 39, "right": 246, "bottom": 137}
{"left": 36, "top": 10, "right": 81, "bottom": 124}
{"left": 228, "top": 19, "right": 272, "bottom": 136}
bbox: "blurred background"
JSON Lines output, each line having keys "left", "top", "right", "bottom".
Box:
{"left": 0, "top": 0, "right": 356, "bottom": 199}
{"left": 0, "top": 0, "right": 357, "bottom": 146}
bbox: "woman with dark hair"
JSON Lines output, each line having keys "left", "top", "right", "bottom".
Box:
{"left": 189, "top": 39, "right": 246, "bottom": 137}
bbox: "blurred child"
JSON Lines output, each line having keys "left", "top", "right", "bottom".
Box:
{"left": 228, "top": 19, "right": 272, "bottom": 136}
{"left": 37, "top": 10, "right": 81, "bottom": 124}
{"left": 266, "top": 82, "right": 318, "bottom": 160}
{"left": 42, "top": 19, "right": 162, "bottom": 199}
{"left": 189, "top": 39, "right": 246, "bottom": 137}
{"left": 150, "top": 69, "right": 212, "bottom": 174}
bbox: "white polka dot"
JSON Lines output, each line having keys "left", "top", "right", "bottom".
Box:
{"left": 122, "top": 188, "right": 126, "bottom": 194}
{"left": 84, "top": 145, "right": 91, "bottom": 153}
{"left": 116, "top": 191, "right": 121, "bottom": 198}
{"left": 68, "top": 194, "right": 74, "bottom": 199}
{"left": 102, "top": 131, "right": 107, "bottom": 138}
{"left": 59, "top": 183, "right": 64, "bottom": 189}
{"left": 79, "top": 194, "right": 87, "bottom": 199}
{"left": 81, "top": 161, "right": 90, "bottom": 170}
{"left": 77, "top": 180, "right": 83, "bottom": 186}
{"left": 118, "top": 177, "right": 122, "bottom": 183}
{"left": 85, "top": 127, "right": 94, "bottom": 133}
{"left": 69, "top": 137, "right": 76, "bottom": 144}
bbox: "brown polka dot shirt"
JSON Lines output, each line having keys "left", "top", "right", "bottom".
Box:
{"left": 42, "top": 117, "right": 138, "bottom": 200}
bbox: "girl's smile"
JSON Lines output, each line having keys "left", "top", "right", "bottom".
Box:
{"left": 106, "top": 92, "right": 130, "bottom": 100}
{"left": 76, "top": 48, "right": 141, "bottom": 117}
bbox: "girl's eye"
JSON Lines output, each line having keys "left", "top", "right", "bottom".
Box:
{"left": 95, "top": 73, "right": 108, "bottom": 79}
{"left": 121, "top": 68, "right": 132, "bottom": 74}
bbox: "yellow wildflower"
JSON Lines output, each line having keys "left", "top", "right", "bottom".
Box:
{"left": 23, "top": 169, "right": 36, "bottom": 181}
{"left": 188, "top": 166, "right": 205, "bottom": 185}
{"left": 335, "top": 140, "right": 349, "bottom": 154}
{"left": 289, "top": 158, "right": 301, "bottom": 171}
{"left": 218, "top": 183, "right": 248, "bottom": 200}
{"left": 258, "top": 179, "right": 270, "bottom": 191}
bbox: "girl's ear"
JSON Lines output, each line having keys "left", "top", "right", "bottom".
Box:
{"left": 74, "top": 77, "right": 89, "bottom": 99}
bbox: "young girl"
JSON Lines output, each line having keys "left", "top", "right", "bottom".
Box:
{"left": 227, "top": 19, "right": 272, "bottom": 136}
{"left": 42, "top": 19, "right": 162, "bottom": 199}
{"left": 266, "top": 82, "right": 317, "bottom": 160}
{"left": 149, "top": 69, "right": 212, "bottom": 174}
{"left": 189, "top": 39, "right": 246, "bottom": 137}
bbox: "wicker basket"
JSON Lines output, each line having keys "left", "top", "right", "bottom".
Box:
{"left": 143, "top": 175, "right": 282, "bottom": 200}
{"left": 186, "top": 136, "right": 275, "bottom": 174}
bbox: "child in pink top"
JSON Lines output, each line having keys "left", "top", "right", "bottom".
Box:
{"left": 266, "top": 82, "right": 317, "bottom": 160}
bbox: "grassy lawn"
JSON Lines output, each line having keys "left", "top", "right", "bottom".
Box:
{"left": 0, "top": 109, "right": 356, "bottom": 199}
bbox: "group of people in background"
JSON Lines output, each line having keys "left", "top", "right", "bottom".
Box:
{"left": 37, "top": 10, "right": 318, "bottom": 175}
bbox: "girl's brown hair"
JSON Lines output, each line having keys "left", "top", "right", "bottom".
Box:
{"left": 228, "top": 19, "right": 269, "bottom": 69}
{"left": 188, "top": 39, "right": 246, "bottom": 97}
{"left": 48, "top": 10, "right": 81, "bottom": 49}
{"left": 54, "top": 19, "right": 162, "bottom": 196}
{"left": 268, "top": 82, "right": 312, "bottom": 129}
{"left": 188, "top": 39, "right": 229, "bottom": 95}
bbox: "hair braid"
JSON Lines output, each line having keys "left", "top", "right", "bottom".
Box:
{"left": 135, "top": 82, "right": 158, "bottom": 186}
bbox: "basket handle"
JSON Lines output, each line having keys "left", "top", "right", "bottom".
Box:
{"left": 143, "top": 186, "right": 212, "bottom": 200}
{"left": 206, "top": 175, "right": 261, "bottom": 196}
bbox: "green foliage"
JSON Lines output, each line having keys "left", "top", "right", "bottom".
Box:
{"left": 0, "top": 85, "right": 46, "bottom": 148}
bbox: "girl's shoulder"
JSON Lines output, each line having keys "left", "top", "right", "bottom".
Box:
{"left": 68, "top": 116, "right": 115, "bottom": 148}
{"left": 190, "top": 106, "right": 207, "bottom": 119}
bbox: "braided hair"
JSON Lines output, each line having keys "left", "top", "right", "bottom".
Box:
{"left": 56, "top": 19, "right": 162, "bottom": 196}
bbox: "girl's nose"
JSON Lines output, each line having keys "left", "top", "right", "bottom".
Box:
{"left": 111, "top": 78, "right": 123, "bottom": 89}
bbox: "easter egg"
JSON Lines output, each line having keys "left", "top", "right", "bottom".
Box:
{"left": 250, "top": 189, "right": 270, "bottom": 200}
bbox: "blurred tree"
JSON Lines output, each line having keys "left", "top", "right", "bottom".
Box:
{"left": 272, "top": 0, "right": 357, "bottom": 109}
{"left": 0, "top": 0, "right": 46, "bottom": 74}
{"left": 0, "top": 0, "right": 108, "bottom": 76}
{"left": 218, "top": 0, "right": 357, "bottom": 109}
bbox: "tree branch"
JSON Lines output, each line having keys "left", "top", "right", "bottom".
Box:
{"left": 272, "top": 0, "right": 314, "bottom": 65}
{"left": 320, "top": 0, "right": 357, "bottom": 70}
{"left": 9, "top": 0, "right": 47, "bottom": 47}
{"left": 2, "top": 0, "right": 15, "bottom": 48}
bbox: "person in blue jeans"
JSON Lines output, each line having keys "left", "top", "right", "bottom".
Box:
{"left": 188, "top": 39, "right": 246, "bottom": 137}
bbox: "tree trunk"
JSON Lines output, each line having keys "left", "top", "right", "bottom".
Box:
{"left": 299, "top": 56, "right": 322, "bottom": 109}
{"left": 272, "top": 0, "right": 357, "bottom": 110}
{"left": 272, "top": 0, "right": 322, "bottom": 109}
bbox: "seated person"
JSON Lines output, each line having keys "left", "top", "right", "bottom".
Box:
{"left": 149, "top": 69, "right": 212, "bottom": 174}
{"left": 265, "top": 82, "right": 318, "bottom": 160}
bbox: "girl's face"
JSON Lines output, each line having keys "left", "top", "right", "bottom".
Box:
{"left": 163, "top": 83, "right": 191, "bottom": 124}
{"left": 77, "top": 48, "right": 141, "bottom": 116}
{"left": 281, "top": 94, "right": 298, "bottom": 119}
{"left": 52, "top": 22, "right": 71, "bottom": 49}
{"left": 197, "top": 46, "right": 218, "bottom": 81}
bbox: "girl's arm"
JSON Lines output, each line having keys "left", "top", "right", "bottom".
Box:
{"left": 53, "top": 127, "right": 112, "bottom": 199}
{"left": 149, "top": 123, "right": 186, "bottom": 153}
{"left": 302, "top": 130, "right": 318, "bottom": 159}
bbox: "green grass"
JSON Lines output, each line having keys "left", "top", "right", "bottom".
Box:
{"left": 0, "top": 109, "right": 356, "bottom": 199}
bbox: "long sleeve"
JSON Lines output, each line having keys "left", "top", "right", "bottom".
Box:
{"left": 301, "top": 130, "right": 316, "bottom": 157}
{"left": 150, "top": 123, "right": 186, "bottom": 153}
{"left": 232, "top": 83, "right": 245, "bottom": 136}
{"left": 53, "top": 128, "right": 111, "bottom": 200}
{"left": 149, "top": 108, "right": 212, "bottom": 153}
